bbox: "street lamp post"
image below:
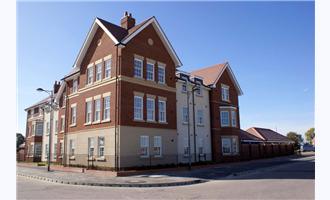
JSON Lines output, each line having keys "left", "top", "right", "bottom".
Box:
{"left": 37, "top": 88, "right": 57, "bottom": 172}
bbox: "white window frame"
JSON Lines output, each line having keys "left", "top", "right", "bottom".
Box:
{"left": 85, "top": 101, "right": 92, "bottom": 123}
{"left": 94, "top": 99, "right": 101, "bottom": 122}
{"left": 196, "top": 109, "right": 204, "bottom": 125}
{"left": 87, "top": 66, "right": 94, "bottom": 85}
{"left": 134, "top": 96, "right": 143, "bottom": 120}
{"left": 220, "top": 111, "right": 230, "bottom": 127}
{"left": 98, "top": 136, "right": 105, "bottom": 157}
{"left": 140, "top": 136, "right": 149, "bottom": 158}
{"left": 153, "top": 136, "right": 162, "bottom": 157}
{"left": 72, "top": 78, "right": 78, "bottom": 93}
{"left": 88, "top": 137, "right": 95, "bottom": 158}
{"left": 104, "top": 59, "right": 111, "bottom": 78}
{"left": 231, "top": 110, "right": 237, "bottom": 127}
{"left": 103, "top": 96, "right": 110, "bottom": 121}
{"left": 222, "top": 136, "right": 239, "bottom": 155}
{"left": 96, "top": 63, "right": 102, "bottom": 81}
{"left": 221, "top": 84, "right": 230, "bottom": 102}
{"left": 146, "top": 97, "right": 155, "bottom": 122}
{"left": 158, "top": 100, "right": 167, "bottom": 123}
{"left": 134, "top": 58, "right": 143, "bottom": 78}
{"left": 69, "top": 139, "right": 75, "bottom": 156}
{"left": 158, "top": 65, "right": 165, "bottom": 84}
{"left": 182, "top": 107, "right": 189, "bottom": 124}
{"left": 181, "top": 83, "right": 187, "bottom": 93}
{"left": 36, "top": 122, "right": 43, "bottom": 136}
{"left": 71, "top": 105, "right": 77, "bottom": 125}
{"left": 146, "top": 62, "right": 154, "bottom": 81}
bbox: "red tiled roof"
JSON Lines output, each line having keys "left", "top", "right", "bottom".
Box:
{"left": 246, "top": 127, "right": 292, "bottom": 142}
{"left": 190, "top": 63, "right": 227, "bottom": 85}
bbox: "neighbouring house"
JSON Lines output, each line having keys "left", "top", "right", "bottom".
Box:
{"left": 60, "top": 12, "right": 181, "bottom": 170}
{"left": 176, "top": 71, "right": 212, "bottom": 163}
{"left": 191, "top": 62, "right": 243, "bottom": 162}
{"left": 24, "top": 97, "right": 49, "bottom": 162}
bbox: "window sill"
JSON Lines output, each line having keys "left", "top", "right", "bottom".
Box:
{"left": 60, "top": 131, "right": 64, "bottom": 134}
{"left": 134, "top": 119, "right": 145, "bottom": 122}
{"left": 182, "top": 122, "right": 188, "bottom": 125}
{"left": 146, "top": 120, "right": 157, "bottom": 123}
{"left": 69, "top": 124, "right": 76, "bottom": 127}
{"left": 92, "top": 120, "right": 101, "bottom": 125}
{"left": 101, "top": 119, "right": 111, "bottom": 123}
{"left": 134, "top": 76, "right": 143, "bottom": 79}
{"left": 84, "top": 122, "right": 92, "bottom": 126}
{"left": 158, "top": 121, "right": 168, "bottom": 124}
{"left": 88, "top": 157, "right": 96, "bottom": 161}
{"left": 69, "top": 156, "right": 75, "bottom": 160}
{"left": 140, "top": 155, "right": 149, "bottom": 159}
{"left": 154, "top": 155, "right": 162, "bottom": 158}
{"left": 197, "top": 124, "right": 204, "bottom": 127}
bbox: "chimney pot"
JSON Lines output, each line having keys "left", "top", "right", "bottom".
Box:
{"left": 121, "top": 12, "right": 135, "bottom": 30}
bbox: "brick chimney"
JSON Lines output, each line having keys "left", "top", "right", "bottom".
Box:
{"left": 53, "top": 81, "right": 61, "bottom": 94}
{"left": 121, "top": 11, "right": 135, "bottom": 30}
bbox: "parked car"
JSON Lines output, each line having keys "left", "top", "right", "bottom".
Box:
{"left": 301, "top": 143, "right": 315, "bottom": 152}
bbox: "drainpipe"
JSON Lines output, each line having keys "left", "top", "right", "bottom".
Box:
{"left": 191, "top": 84, "right": 198, "bottom": 162}
{"left": 114, "top": 46, "right": 118, "bottom": 171}
{"left": 186, "top": 80, "right": 191, "bottom": 170}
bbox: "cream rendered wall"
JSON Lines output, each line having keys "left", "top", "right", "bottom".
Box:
{"left": 41, "top": 110, "right": 58, "bottom": 162}
{"left": 118, "top": 126, "right": 178, "bottom": 168}
{"left": 65, "top": 127, "right": 116, "bottom": 168}
{"left": 176, "top": 79, "right": 212, "bottom": 163}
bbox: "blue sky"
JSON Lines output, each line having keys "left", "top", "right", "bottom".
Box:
{"left": 17, "top": 1, "right": 314, "bottom": 138}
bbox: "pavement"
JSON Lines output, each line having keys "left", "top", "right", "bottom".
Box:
{"left": 17, "top": 152, "right": 314, "bottom": 188}
{"left": 17, "top": 154, "right": 315, "bottom": 199}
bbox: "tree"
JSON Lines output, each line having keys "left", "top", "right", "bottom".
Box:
{"left": 16, "top": 133, "right": 25, "bottom": 152}
{"left": 287, "top": 132, "right": 303, "bottom": 150}
{"left": 305, "top": 128, "right": 315, "bottom": 144}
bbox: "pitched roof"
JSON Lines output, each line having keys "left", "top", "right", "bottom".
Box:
{"left": 246, "top": 127, "right": 292, "bottom": 143}
{"left": 191, "top": 63, "right": 226, "bottom": 85}
{"left": 24, "top": 96, "right": 50, "bottom": 111}
{"left": 240, "top": 129, "right": 263, "bottom": 142}
{"left": 70, "top": 16, "right": 182, "bottom": 74}
{"left": 191, "top": 62, "right": 243, "bottom": 95}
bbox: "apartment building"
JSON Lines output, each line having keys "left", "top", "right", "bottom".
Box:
{"left": 56, "top": 12, "right": 182, "bottom": 169}
{"left": 176, "top": 71, "right": 212, "bottom": 163}
{"left": 191, "top": 62, "right": 243, "bottom": 162}
{"left": 24, "top": 98, "right": 48, "bottom": 162}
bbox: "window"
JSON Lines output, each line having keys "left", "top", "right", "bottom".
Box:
{"left": 85, "top": 101, "right": 92, "bottom": 123}
{"left": 182, "top": 84, "right": 187, "bottom": 93}
{"left": 29, "top": 144, "right": 34, "bottom": 156}
{"left": 69, "top": 139, "right": 75, "bottom": 156}
{"left": 146, "top": 63, "right": 154, "bottom": 81}
{"left": 182, "top": 107, "right": 189, "bottom": 123}
{"left": 71, "top": 106, "right": 77, "bottom": 125}
{"left": 36, "top": 122, "right": 43, "bottom": 136}
{"left": 198, "top": 138, "right": 204, "bottom": 155}
{"left": 98, "top": 137, "right": 105, "bottom": 157}
{"left": 88, "top": 137, "right": 95, "bottom": 157}
{"left": 87, "top": 66, "right": 94, "bottom": 85}
{"left": 94, "top": 99, "right": 101, "bottom": 122}
{"left": 35, "top": 144, "right": 42, "bottom": 157}
{"left": 221, "top": 85, "right": 230, "bottom": 101}
{"left": 183, "top": 138, "right": 189, "bottom": 157}
{"left": 53, "top": 143, "right": 57, "bottom": 159}
{"left": 231, "top": 110, "right": 237, "bottom": 127}
{"left": 45, "top": 144, "right": 49, "bottom": 158}
{"left": 103, "top": 96, "right": 110, "bottom": 120}
{"left": 197, "top": 110, "right": 204, "bottom": 125}
{"left": 54, "top": 120, "right": 58, "bottom": 134}
{"left": 73, "top": 79, "right": 78, "bottom": 93}
{"left": 96, "top": 63, "right": 102, "bottom": 81}
{"left": 134, "top": 96, "right": 143, "bottom": 120}
{"left": 222, "top": 137, "right": 239, "bottom": 155}
{"left": 147, "top": 98, "right": 155, "bottom": 121}
{"left": 46, "top": 122, "right": 50, "bottom": 135}
{"left": 153, "top": 136, "right": 162, "bottom": 157}
{"left": 134, "top": 59, "right": 143, "bottom": 78}
{"left": 158, "top": 65, "right": 165, "bottom": 84}
{"left": 60, "top": 116, "right": 65, "bottom": 132}
{"left": 140, "top": 136, "right": 149, "bottom": 157}
{"left": 105, "top": 59, "right": 111, "bottom": 78}
{"left": 195, "top": 84, "right": 202, "bottom": 96}
{"left": 34, "top": 107, "right": 39, "bottom": 114}
{"left": 220, "top": 111, "right": 230, "bottom": 127}
{"left": 158, "top": 100, "right": 166, "bottom": 123}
